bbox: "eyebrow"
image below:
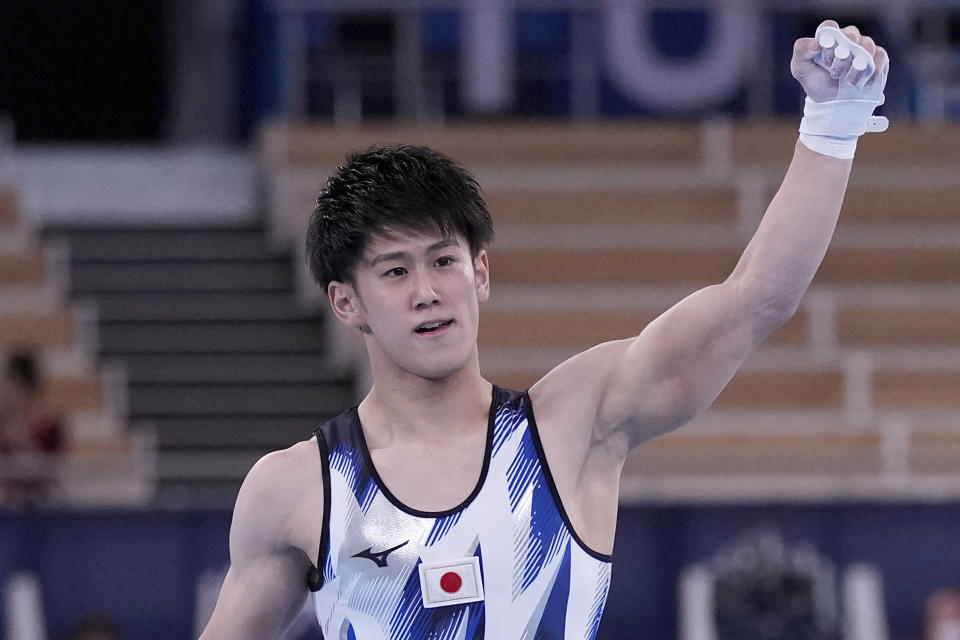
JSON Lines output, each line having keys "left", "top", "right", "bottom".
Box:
{"left": 367, "top": 237, "right": 461, "bottom": 268}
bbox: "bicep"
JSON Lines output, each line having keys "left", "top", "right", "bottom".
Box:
{"left": 201, "top": 554, "right": 307, "bottom": 640}
{"left": 598, "top": 280, "right": 787, "bottom": 445}
{"left": 199, "top": 453, "right": 314, "bottom": 640}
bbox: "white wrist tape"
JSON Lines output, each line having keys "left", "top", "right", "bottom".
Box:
{"left": 798, "top": 132, "right": 858, "bottom": 160}
{"left": 798, "top": 25, "right": 889, "bottom": 159}
{"left": 800, "top": 97, "right": 889, "bottom": 138}
{"left": 799, "top": 97, "right": 888, "bottom": 159}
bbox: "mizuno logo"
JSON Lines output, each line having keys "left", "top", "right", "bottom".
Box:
{"left": 352, "top": 540, "right": 409, "bottom": 568}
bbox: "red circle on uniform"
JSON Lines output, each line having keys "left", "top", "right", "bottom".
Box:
{"left": 440, "top": 571, "right": 462, "bottom": 593}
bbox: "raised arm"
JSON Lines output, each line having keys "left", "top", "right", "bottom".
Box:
{"left": 531, "top": 21, "right": 889, "bottom": 454}
{"left": 199, "top": 443, "right": 321, "bottom": 640}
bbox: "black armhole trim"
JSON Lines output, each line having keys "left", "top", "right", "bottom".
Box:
{"left": 523, "top": 392, "right": 615, "bottom": 563}
{"left": 353, "top": 386, "right": 498, "bottom": 519}
{"left": 308, "top": 429, "right": 332, "bottom": 592}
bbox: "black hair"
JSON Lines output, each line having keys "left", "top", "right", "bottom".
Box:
{"left": 6, "top": 350, "right": 39, "bottom": 393}
{"left": 306, "top": 144, "right": 494, "bottom": 293}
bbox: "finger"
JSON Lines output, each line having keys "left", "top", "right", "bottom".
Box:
{"left": 793, "top": 37, "right": 821, "bottom": 63}
{"left": 820, "top": 40, "right": 836, "bottom": 68}
{"left": 830, "top": 25, "right": 861, "bottom": 67}
{"left": 860, "top": 46, "right": 890, "bottom": 89}
{"left": 845, "top": 60, "right": 865, "bottom": 86}
{"left": 829, "top": 51, "right": 853, "bottom": 79}
{"left": 875, "top": 46, "right": 889, "bottom": 74}
{"left": 845, "top": 36, "right": 877, "bottom": 86}
{"left": 817, "top": 19, "right": 840, "bottom": 32}
{"left": 841, "top": 24, "right": 862, "bottom": 44}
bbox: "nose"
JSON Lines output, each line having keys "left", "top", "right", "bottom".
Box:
{"left": 411, "top": 268, "right": 440, "bottom": 309}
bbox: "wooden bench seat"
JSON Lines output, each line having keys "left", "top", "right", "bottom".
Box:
{"left": 0, "top": 251, "right": 45, "bottom": 285}
{"left": 0, "top": 188, "right": 18, "bottom": 228}
{"left": 909, "top": 430, "right": 960, "bottom": 474}
{"left": 486, "top": 188, "right": 737, "bottom": 226}
{"left": 479, "top": 308, "right": 806, "bottom": 349}
{"left": 625, "top": 431, "right": 882, "bottom": 476}
{"left": 838, "top": 307, "right": 960, "bottom": 346}
{"left": 491, "top": 247, "right": 739, "bottom": 284}
{"left": 490, "top": 246, "right": 960, "bottom": 285}
{"left": 490, "top": 367, "right": 844, "bottom": 408}
{"left": 267, "top": 121, "right": 704, "bottom": 167}
{"left": 44, "top": 375, "right": 103, "bottom": 413}
{"left": 840, "top": 187, "right": 960, "bottom": 223}
{"left": 874, "top": 370, "right": 960, "bottom": 408}
{"left": 734, "top": 122, "right": 960, "bottom": 165}
{"left": 0, "top": 311, "right": 74, "bottom": 349}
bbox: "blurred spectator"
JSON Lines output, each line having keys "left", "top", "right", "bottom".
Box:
{"left": 925, "top": 589, "right": 960, "bottom": 640}
{"left": 66, "top": 613, "right": 124, "bottom": 640}
{"left": 0, "top": 350, "right": 65, "bottom": 508}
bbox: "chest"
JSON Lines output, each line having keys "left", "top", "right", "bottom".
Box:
{"left": 368, "top": 427, "right": 487, "bottom": 512}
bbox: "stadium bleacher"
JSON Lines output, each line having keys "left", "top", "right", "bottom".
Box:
{"left": 2, "top": 4, "right": 959, "bottom": 637}
{"left": 260, "top": 119, "right": 960, "bottom": 503}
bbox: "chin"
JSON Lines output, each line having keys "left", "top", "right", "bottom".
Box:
{"left": 405, "top": 351, "right": 473, "bottom": 381}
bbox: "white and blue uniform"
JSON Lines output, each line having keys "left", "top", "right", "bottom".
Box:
{"left": 308, "top": 386, "right": 613, "bottom": 639}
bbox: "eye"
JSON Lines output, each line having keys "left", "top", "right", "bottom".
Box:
{"left": 435, "top": 256, "right": 456, "bottom": 267}
{"left": 383, "top": 267, "right": 407, "bottom": 277}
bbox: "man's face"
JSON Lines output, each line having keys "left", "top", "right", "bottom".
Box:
{"left": 330, "top": 228, "right": 490, "bottom": 381}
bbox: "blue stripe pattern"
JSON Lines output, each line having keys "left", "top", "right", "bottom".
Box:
{"left": 425, "top": 511, "right": 463, "bottom": 546}
{"left": 506, "top": 428, "right": 540, "bottom": 511}
{"left": 330, "top": 443, "right": 363, "bottom": 498}
{"left": 520, "top": 464, "right": 567, "bottom": 594}
{"left": 533, "top": 540, "right": 572, "bottom": 639}
{"left": 359, "top": 478, "right": 379, "bottom": 515}
{"left": 492, "top": 401, "right": 527, "bottom": 457}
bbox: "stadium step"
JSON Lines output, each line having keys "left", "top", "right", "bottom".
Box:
{"left": 98, "top": 320, "right": 327, "bottom": 354}
{"left": 70, "top": 259, "right": 293, "bottom": 293}
{"left": 57, "top": 225, "right": 278, "bottom": 261}
{"left": 92, "top": 291, "right": 306, "bottom": 322}
{"left": 45, "top": 222, "right": 357, "bottom": 489}
{"left": 121, "top": 352, "right": 340, "bottom": 384}
{"left": 147, "top": 415, "right": 328, "bottom": 450}
{"left": 128, "top": 381, "right": 350, "bottom": 416}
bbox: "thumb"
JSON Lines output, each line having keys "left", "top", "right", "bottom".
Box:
{"left": 793, "top": 37, "right": 821, "bottom": 63}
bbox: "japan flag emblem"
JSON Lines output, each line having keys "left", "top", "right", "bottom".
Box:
{"left": 418, "top": 557, "right": 485, "bottom": 608}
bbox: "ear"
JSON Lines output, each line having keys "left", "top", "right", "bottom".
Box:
{"left": 474, "top": 250, "right": 490, "bottom": 302}
{"left": 328, "top": 280, "right": 366, "bottom": 327}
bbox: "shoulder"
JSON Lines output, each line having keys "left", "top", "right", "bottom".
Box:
{"left": 240, "top": 438, "right": 322, "bottom": 503}
{"left": 230, "top": 438, "right": 325, "bottom": 559}
{"left": 528, "top": 339, "right": 631, "bottom": 425}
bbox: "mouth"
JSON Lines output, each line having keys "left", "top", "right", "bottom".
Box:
{"left": 414, "top": 319, "right": 454, "bottom": 335}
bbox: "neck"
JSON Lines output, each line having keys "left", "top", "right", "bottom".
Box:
{"left": 359, "top": 349, "right": 492, "bottom": 445}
